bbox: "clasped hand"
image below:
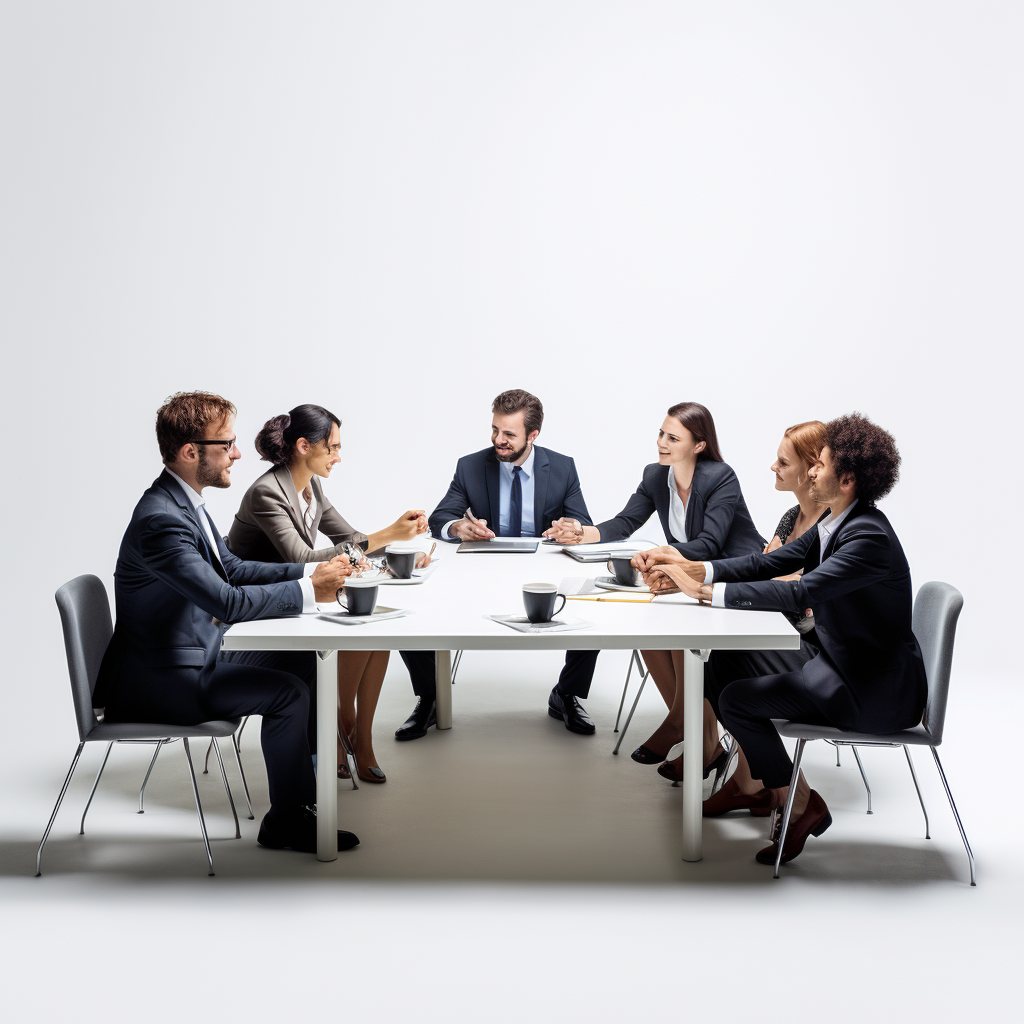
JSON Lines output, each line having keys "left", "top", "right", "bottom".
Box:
{"left": 311, "top": 553, "right": 361, "bottom": 603}
{"left": 542, "top": 517, "right": 584, "bottom": 544}
{"left": 630, "top": 548, "right": 709, "bottom": 601}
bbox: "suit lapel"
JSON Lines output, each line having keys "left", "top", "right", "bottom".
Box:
{"left": 822, "top": 500, "right": 866, "bottom": 561}
{"left": 682, "top": 460, "right": 704, "bottom": 540}
{"left": 158, "top": 471, "right": 229, "bottom": 582}
{"left": 532, "top": 447, "right": 549, "bottom": 534}
{"left": 484, "top": 452, "right": 501, "bottom": 530}
{"left": 273, "top": 464, "right": 312, "bottom": 544}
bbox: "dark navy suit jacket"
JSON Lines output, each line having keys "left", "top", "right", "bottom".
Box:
{"left": 428, "top": 446, "right": 592, "bottom": 541}
{"left": 595, "top": 460, "right": 764, "bottom": 559}
{"left": 710, "top": 500, "right": 927, "bottom": 732}
{"left": 95, "top": 471, "right": 305, "bottom": 714}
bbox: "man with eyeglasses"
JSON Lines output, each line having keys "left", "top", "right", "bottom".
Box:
{"left": 94, "top": 391, "right": 358, "bottom": 855}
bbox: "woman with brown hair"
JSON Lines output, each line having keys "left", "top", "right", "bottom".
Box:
{"left": 227, "top": 403, "right": 429, "bottom": 784}
{"left": 635, "top": 420, "right": 829, "bottom": 788}
{"left": 550, "top": 402, "right": 765, "bottom": 779}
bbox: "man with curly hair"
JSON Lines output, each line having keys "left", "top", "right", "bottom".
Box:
{"left": 638, "top": 413, "right": 926, "bottom": 867}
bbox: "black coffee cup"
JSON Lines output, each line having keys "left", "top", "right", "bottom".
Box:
{"left": 609, "top": 554, "right": 640, "bottom": 587}
{"left": 342, "top": 581, "right": 379, "bottom": 616}
{"left": 522, "top": 583, "right": 567, "bottom": 624}
{"left": 383, "top": 545, "right": 416, "bottom": 580}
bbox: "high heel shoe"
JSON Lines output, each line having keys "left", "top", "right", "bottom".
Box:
{"left": 630, "top": 744, "right": 668, "bottom": 765}
{"left": 348, "top": 728, "right": 387, "bottom": 784}
{"left": 656, "top": 746, "right": 728, "bottom": 785}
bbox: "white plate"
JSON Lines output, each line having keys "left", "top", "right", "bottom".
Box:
{"left": 594, "top": 575, "right": 650, "bottom": 594}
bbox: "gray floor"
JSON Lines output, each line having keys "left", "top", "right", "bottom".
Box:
{"left": 3, "top": 649, "right": 1019, "bottom": 1022}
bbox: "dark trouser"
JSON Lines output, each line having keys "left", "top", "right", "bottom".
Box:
{"left": 718, "top": 653, "right": 857, "bottom": 790}
{"left": 399, "top": 649, "right": 600, "bottom": 700}
{"left": 703, "top": 641, "right": 816, "bottom": 720}
{"left": 217, "top": 650, "right": 317, "bottom": 819}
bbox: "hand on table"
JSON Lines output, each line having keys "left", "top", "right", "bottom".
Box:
{"left": 643, "top": 562, "right": 713, "bottom": 603}
{"left": 631, "top": 546, "right": 684, "bottom": 573}
{"left": 542, "top": 517, "right": 585, "bottom": 544}
{"left": 450, "top": 517, "right": 495, "bottom": 541}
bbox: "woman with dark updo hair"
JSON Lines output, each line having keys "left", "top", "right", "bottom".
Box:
{"left": 228, "top": 404, "right": 429, "bottom": 783}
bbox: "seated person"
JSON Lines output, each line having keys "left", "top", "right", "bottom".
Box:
{"left": 641, "top": 414, "right": 926, "bottom": 866}
{"left": 94, "top": 392, "right": 358, "bottom": 854}
{"left": 397, "top": 388, "right": 600, "bottom": 739}
{"left": 639, "top": 420, "right": 828, "bottom": 786}
{"left": 228, "top": 403, "right": 429, "bottom": 784}
{"left": 563, "top": 402, "right": 764, "bottom": 775}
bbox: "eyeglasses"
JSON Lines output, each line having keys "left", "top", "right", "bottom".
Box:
{"left": 191, "top": 439, "right": 237, "bottom": 452}
{"left": 324, "top": 443, "right": 341, "bottom": 455}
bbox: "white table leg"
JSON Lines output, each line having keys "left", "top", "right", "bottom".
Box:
{"left": 316, "top": 650, "right": 338, "bottom": 862}
{"left": 435, "top": 650, "right": 453, "bottom": 730}
{"left": 682, "top": 650, "right": 703, "bottom": 862}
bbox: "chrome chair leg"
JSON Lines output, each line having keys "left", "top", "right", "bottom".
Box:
{"left": 773, "top": 738, "right": 806, "bottom": 879}
{"left": 203, "top": 737, "right": 214, "bottom": 774}
{"left": 903, "top": 746, "right": 929, "bottom": 839}
{"left": 451, "top": 650, "right": 464, "bottom": 685}
{"left": 836, "top": 742, "right": 841, "bottom": 767}
{"left": 931, "top": 747, "right": 976, "bottom": 886}
{"left": 338, "top": 727, "right": 359, "bottom": 791}
{"left": 35, "top": 742, "right": 85, "bottom": 876}
{"left": 850, "top": 746, "right": 872, "bottom": 814}
{"left": 712, "top": 733, "right": 738, "bottom": 796}
{"left": 231, "top": 732, "right": 255, "bottom": 819}
{"left": 614, "top": 650, "right": 641, "bottom": 733}
{"left": 211, "top": 738, "right": 241, "bottom": 839}
{"left": 236, "top": 715, "right": 250, "bottom": 749}
{"left": 79, "top": 741, "right": 114, "bottom": 835}
{"left": 182, "top": 738, "right": 215, "bottom": 876}
{"left": 612, "top": 666, "right": 649, "bottom": 755}
{"left": 138, "top": 740, "right": 166, "bottom": 813}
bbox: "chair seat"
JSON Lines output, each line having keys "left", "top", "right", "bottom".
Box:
{"left": 86, "top": 719, "right": 242, "bottom": 742}
{"left": 774, "top": 720, "right": 936, "bottom": 746}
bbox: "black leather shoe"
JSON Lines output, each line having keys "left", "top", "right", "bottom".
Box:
{"left": 548, "top": 689, "right": 596, "bottom": 735}
{"left": 257, "top": 806, "right": 360, "bottom": 854}
{"left": 395, "top": 697, "right": 437, "bottom": 741}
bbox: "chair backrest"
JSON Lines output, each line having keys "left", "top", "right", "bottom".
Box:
{"left": 912, "top": 581, "right": 963, "bottom": 745}
{"left": 55, "top": 574, "right": 113, "bottom": 741}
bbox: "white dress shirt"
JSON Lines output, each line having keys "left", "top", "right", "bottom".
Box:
{"left": 705, "top": 501, "right": 856, "bottom": 607}
{"left": 298, "top": 487, "right": 318, "bottom": 545}
{"left": 666, "top": 465, "right": 688, "bottom": 543}
{"left": 167, "top": 469, "right": 325, "bottom": 612}
{"left": 442, "top": 446, "right": 538, "bottom": 539}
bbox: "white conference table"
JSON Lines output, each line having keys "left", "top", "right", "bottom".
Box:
{"left": 222, "top": 545, "right": 800, "bottom": 863}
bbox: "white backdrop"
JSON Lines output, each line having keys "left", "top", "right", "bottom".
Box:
{"left": 2, "top": 1, "right": 1021, "bottom": 720}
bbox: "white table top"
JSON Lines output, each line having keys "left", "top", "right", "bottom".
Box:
{"left": 222, "top": 546, "right": 800, "bottom": 653}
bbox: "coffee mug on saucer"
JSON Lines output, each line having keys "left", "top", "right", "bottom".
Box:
{"left": 341, "top": 579, "right": 379, "bottom": 616}
{"left": 383, "top": 544, "right": 417, "bottom": 580}
{"left": 609, "top": 554, "right": 641, "bottom": 587}
{"left": 522, "top": 583, "right": 567, "bottom": 624}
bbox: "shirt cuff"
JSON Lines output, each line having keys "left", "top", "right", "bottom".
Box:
{"left": 711, "top": 583, "right": 726, "bottom": 608}
{"left": 441, "top": 520, "right": 459, "bottom": 541}
{"left": 703, "top": 561, "right": 714, "bottom": 584}
{"left": 299, "top": 575, "right": 339, "bottom": 613}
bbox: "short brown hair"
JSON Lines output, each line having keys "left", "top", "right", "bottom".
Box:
{"left": 666, "top": 402, "right": 723, "bottom": 462}
{"left": 783, "top": 420, "right": 827, "bottom": 469}
{"left": 492, "top": 389, "right": 544, "bottom": 436}
{"left": 825, "top": 412, "right": 901, "bottom": 504}
{"left": 156, "top": 391, "right": 236, "bottom": 464}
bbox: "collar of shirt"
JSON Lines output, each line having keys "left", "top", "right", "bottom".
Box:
{"left": 166, "top": 468, "right": 223, "bottom": 564}
{"left": 817, "top": 500, "right": 857, "bottom": 557}
{"left": 166, "top": 468, "right": 207, "bottom": 511}
{"left": 499, "top": 446, "right": 536, "bottom": 482}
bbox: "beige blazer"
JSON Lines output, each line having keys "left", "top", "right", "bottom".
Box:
{"left": 226, "top": 464, "right": 369, "bottom": 564}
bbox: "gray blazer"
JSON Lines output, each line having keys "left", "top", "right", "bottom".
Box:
{"left": 226, "top": 464, "right": 370, "bottom": 564}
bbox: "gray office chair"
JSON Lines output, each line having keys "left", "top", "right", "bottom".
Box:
{"left": 37, "top": 575, "right": 243, "bottom": 877}
{"left": 612, "top": 650, "right": 649, "bottom": 754}
{"left": 771, "top": 582, "right": 974, "bottom": 884}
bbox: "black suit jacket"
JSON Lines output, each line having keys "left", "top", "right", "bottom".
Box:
{"left": 95, "top": 471, "right": 305, "bottom": 712}
{"left": 428, "top": 446, "right": 591, "bottom": 541}
{"left": 709, "top": 500, "right": 927, "bottom": 732}
{"left": 595, "top": 460, "right": 765, "bottom": 559}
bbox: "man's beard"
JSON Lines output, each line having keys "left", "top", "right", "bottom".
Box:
{"left": 494, "top": 440, "right": 528, "bottom": 463}
{"left": 197, "top": 447, "right": 231, "bottom": 489}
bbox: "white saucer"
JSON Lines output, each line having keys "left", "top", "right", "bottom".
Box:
{"left": 594, "top": 575, "right": 651, "bottom": 594}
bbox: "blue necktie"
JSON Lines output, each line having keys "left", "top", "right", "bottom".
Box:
{"left": 509, "top": 466, "right": 523, "bottom": 537}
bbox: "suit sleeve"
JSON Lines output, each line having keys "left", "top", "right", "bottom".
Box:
{"left": 428, "top": 461, "right": 473, "bottom": 541}
{"left": 559, "top": 458, "right": 592, "bottom": 527}
{"left": 722, "top": 527, "right": 893, "bottom": 615}
{"left": 139, "top": 512, "right": 303, "bottom": 623}
{"left": 670, "top": 469, "right": 744, "bottom": 559}
{"left": 711, "top": 526, "right": 816, "bottom": 583}
{"left": 594, "top": 476, "right": 655, "bottom": 540}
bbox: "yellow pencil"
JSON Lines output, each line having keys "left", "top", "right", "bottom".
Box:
{"left": 566, "top": 595, "right": 654, "bottom": 604}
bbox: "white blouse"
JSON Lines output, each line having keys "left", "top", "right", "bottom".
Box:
{"left": 666, "top": 466, "right": 688, "bottom": 543}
